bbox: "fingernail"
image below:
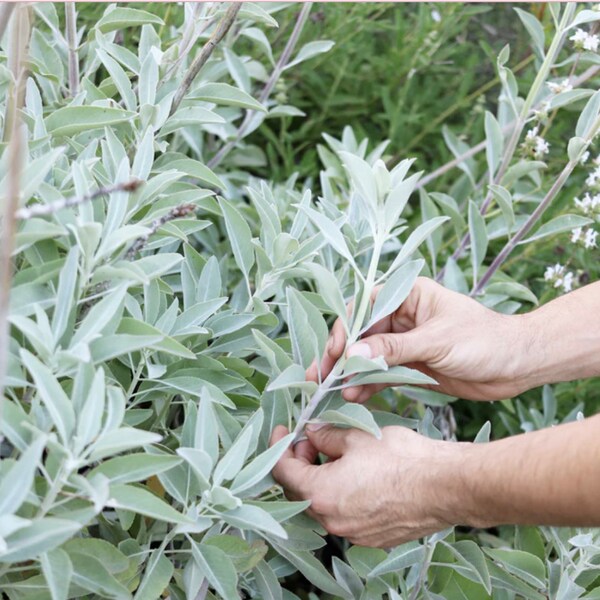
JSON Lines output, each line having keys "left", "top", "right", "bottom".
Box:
{"left": 347, "top": 343, "right": 371, "bottom": 359}
{"left": 326, "top": 336, "right": 335, "bottom": 355}
{"left": 306, "top": 422, "right": 328, "bottom": 432}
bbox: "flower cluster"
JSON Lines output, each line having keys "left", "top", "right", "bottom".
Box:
{"left": 570, "top": 227, "right": 598, "bottom": 249}
{"left": 570, "top": 28, "right": 600, "bottom": 53}
{"left": 544, "top": 263, "right": 575, "bottom": 293}
{"left": 521, "top": 126, "right": 550, "bottom": 159}
{"left": 573, "top": 191, "right": 600, "bottom": 216}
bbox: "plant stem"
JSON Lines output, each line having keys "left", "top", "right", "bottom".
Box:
{"left": 170, "top": 2, "right": 242, "bottom": 116}
{"left": 0, "top": 5, "right": 29, "bottom": 438}
{"left": 436, "top": 3, "right": 576, "bottom": 282}
{"left": 65, "top": 1, "right": 78, "bottom": 97}
{"left": 472, "top": 111, "right": 600, "bottom": 296}
{"left": 292, "top": 237, "right": 382, "bottom": 440}
{"left": 208, "top": 2, "right": 312, "bottom": 169}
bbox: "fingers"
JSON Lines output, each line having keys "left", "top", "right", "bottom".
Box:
{"left": 342, "top": 382, "right": 386, "bottom": 403}
{"left": 270, "top": 425, "right": 318, "bottom": 498}
{"left": 346, "top": 329, "right": 432, "bottom": 368}
{"left": 306, "top": 315, "right": 347, "bottom": 383}
{"left": 305, "top": 423, "right": 364, "bottom": 459}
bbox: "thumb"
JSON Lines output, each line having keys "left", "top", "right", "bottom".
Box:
{"left": 305, "top": 424, "right": 356, "bottom": 459}
{"left": 347, "top": 330, "right": 432, "bottom": 367}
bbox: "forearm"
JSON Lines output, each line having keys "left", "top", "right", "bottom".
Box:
{"left": 451, "top": 414, "right": 600, "bottom": 528}
{"left": 523, "top": 281, "right": 600, "bottom": 385}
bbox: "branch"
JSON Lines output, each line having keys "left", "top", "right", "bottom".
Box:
{"left": 15, "top": 179, "right": 143, "bottom": 220}
{"left": 125, "top": 203, "right": 196, "bottom": 259}
{"left": 208, "top": 2, "right": 312, "bottom": 169}
{"left": 65, "top": 1, "right": 79, "bottom": 97}
{"left": 0, "top": 5, "right": 30, "bottom": 427}
{"left": 170, "top": 2, "right": 242, "bottom": 116}
{"left": 471, "top": 111, "right": 600, "bottom": 296}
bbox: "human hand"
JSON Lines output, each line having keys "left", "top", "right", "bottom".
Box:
{"left": 270, "top": 423, "right": 468, "bottom": 547}
{"left": 307, "top": 277, "right": 533, "bottom": 402}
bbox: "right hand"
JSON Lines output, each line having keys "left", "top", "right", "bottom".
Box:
{"left": 306, "top": 277, "right": 534, "bottom": 402}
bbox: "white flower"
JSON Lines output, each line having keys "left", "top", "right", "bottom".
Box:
{"left": 547, "top": 79, "right": 573, "bottom": 94}
{"left": 584, "top": 228, "right": 598, "bottom": 249}
{"left": 571, "top": 227, "right": 583, "bottom": 244}
{"left": 431, "top": 9, "right": 441, "bottom": 22}
{"left": 544, "top": 263, "right": 565, "bottom": 281}
{"left": 581, "top": 151, "right": 590, "bottom": 165}
{"left": 586, "top": 166, "right": 600, "bottom": 189}
{"left": 562, "top": 271, "right": 574, "bottom": 293}
{"left": 526, "top": 126, "right": 539, "bottom": 140}
{"left": 584, "top": 34, "right": 600, "bottom": 52}
{"left": 570, "top": 28, "right": 588, "bottom": 45}
{"left": 534, "top": 137, "right": 550, "bottom": 158}
{"left": 533, "top": 101, "right": 551, "bottom": 121}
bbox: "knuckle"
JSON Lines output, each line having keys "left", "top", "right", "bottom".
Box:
{"left": 381, "top": 335, "right": 402, "bottom": 362}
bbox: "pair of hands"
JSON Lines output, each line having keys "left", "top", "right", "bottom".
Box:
{"left": 270, "top": 277, "right": 534, "bottom": 547}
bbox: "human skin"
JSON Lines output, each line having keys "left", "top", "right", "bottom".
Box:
{"left": 270, "top": 278, "right": 600, "bottom": 547}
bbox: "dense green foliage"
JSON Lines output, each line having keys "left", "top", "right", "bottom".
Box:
{"left": 1, "top": 3, "right": 600, "bottom": 599}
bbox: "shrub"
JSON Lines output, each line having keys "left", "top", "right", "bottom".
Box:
{"left": 1, "top": 3, "right": 600, "bottom": 599}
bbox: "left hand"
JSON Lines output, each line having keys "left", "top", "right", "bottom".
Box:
{"left": 270, "top": 423, "right": 468, "bottom": 548}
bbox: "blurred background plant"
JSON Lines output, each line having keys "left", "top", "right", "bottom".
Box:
{"left": 1, "top": 2, "right": 600, "bottom": 599}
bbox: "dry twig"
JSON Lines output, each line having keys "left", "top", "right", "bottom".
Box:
{"left": 65, "top": 1, "right": 79, "bottom": 97}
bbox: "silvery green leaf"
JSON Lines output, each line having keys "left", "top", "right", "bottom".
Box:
{"left": 519, "top": 214, "right": 593, "bottom": 244}
{"left": 0, "top": 435, "right": 45, "bottom": 516}
{"left": 90, "top": 334, "right": 162, "bottom": 363}
{"left": 369, "top": 541, "right": 425, "bottom": 576}
{"left": 332, "top": 556, "right": 364, "bottom": 598}
{"left": 514, "top": 8, "right": 545, "bottom": 57}
{"left": 87, "top": 428, "right": 162, "bottom": 462}
{"left": 366, "top": 260, "right": 423, "bottom": 330}
{"left": 108, "top": 484, "right": 192, "bottom": 525}
{"left": 96, "top": 7, "right": 164, "bottom": 33}
{"left": 231, "top": 432, "right": 294, "bottom": 495}
{"left": 132, "top": 127, "right": 155, "bottom": 180}
{"left": 139, "top": 52, "right": 158, "bottom": 106}
{"left": 484, "top": 111, "right": 504, "bottom": 178}
{"left": 20, "top": 350, "right": 75, "bottom": 444}
{"left": 384, "top": 172, "right": 421, "bottom": 228}
{"left": 0, "top": 518, "right": 82, "bottom": 563}
{"left": 443, "top": 126, "right": 477, "bottom": 185}
{"left": 388, "top": 218, "right": 448, "bottom": 274}
{"left": 71, "top": 284, "right": 127, "bottom": 347}
{"left": 442, "top": 540, "right": 492, "bottom": 593}
{"left": 220, "top": 197, "right": 255, "bottom": 282}
{"left": 41, "top": 548, "right": 72, "bottom": 600}
{"left": 489, "top": 184, "right": 515, "bottom": 231}
{"left": 305, "top": 262, "right": 348, "bottom": 323}
{"left": 133, "top": 549, "right": 174, "bottom": 600}
{"left": 51, "top": 246, "right": 79, "bottom": 344}
{"left": 339, "top": 151, "right": 378, "bottom": 204}
{"left": 568, "top": 9, "right": 600, "bottom": 29}
{"left": 568, "top": 136, "right": 588, "bottom": 162}
{"left": 485, "top": 281, "right": 538, "bottom": 305}
{"left": 219, "top": 505, "right": 287, "bottom": 539}
{"left": 89, "top": 453, "right": 182, "bottom": 485}
{"left": 284, "top": 40, "right": 335, "bottom": 70}
{"left": 399, "top": 386, "right": 455, "bottom": 407}
{"left": 97, "top": 48, "right": 137, "bottom": 111}
{"left": 241, "top": 27, "right": 275, "bottom": 64}
{"left": 486, "top": 561, "right": 546, "bottom": 600}
{"left": 76, "top": 367, "right": 105, "bottom": 451}
{"left": 474, "top": 421, "right": 491, "bottom": 443}
{"left": 270, "top": 542, "right": 348, "bottom": 597}
{"left": 168, "top": 158, "right": 224, "bottom": 189}
{"left": 176, "top": 448, "right": 212, "bottom": 491}
{"left": 343, "top": 365, "right": 437, "bottom": 387}
{"left": 213, "top": 426, "right": 254, "bottom": 486}
{"left": 576, "top": 90, "right": 600, "bottom": 139}
{"left": 68, "top": 552, "right": 131, "bottom": 599}
{"left": 286, "top": 288, "right": 323, "bottom": 370}
{"left": 190, "top": 82, "right": 266, "bottom": 112}
{"left": 198, "top": 256, "right": 223, "bottom": 302}
{"left": 317, "top": 404, "right": 382, "bottom": 439}
{"left": 204, "top": 486, "right": 242, "bottom": 510}
{"left": 300, "top": 205, "right": 357, "bottom": 268}
{"left": 191, "top": 542, "right": 239, "bottom": 600}
{"left": 443, "top": 257, "right": 469, "bottom": 295}
{"left": 253, "top": 560, "right": 283, "bottom": 600}
{"left": 549, "top": 89, "right": 594, "bottom": 110}
{"left": 267, "top": 364, "right": 317, "bottom": 394}
{"left": 160, "top": 107, "right": 226, "bottom": 136}
{"left": 484, "top": 548, "right": 546, "bottom": 589}
{"left": 468, "top": 200, "right": 488, "bottom": 282}
{"left": 45, "top": 106, "right": 136, "bottom": 137}
{"left": 341, "top": 355, "right": 388, "bottom": 376}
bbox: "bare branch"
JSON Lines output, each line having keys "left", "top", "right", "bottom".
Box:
{"left": 0, "top": 5, "right": 30, "bottom": 425}
{"left": 208, "top": 2, "right": 312, "bottom": 169}
{"left": 170, "top": 2, "right": 242, "bottom": 116}
{"left": 65, "top": 1, "right": 79, "bottom": 97}
{"left": 15, "top": 179, "right": 143, "bottom": 220}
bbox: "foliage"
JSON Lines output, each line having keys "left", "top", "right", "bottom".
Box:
{"left": 1, "top": 3, "right": 600, "bottom": 599}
